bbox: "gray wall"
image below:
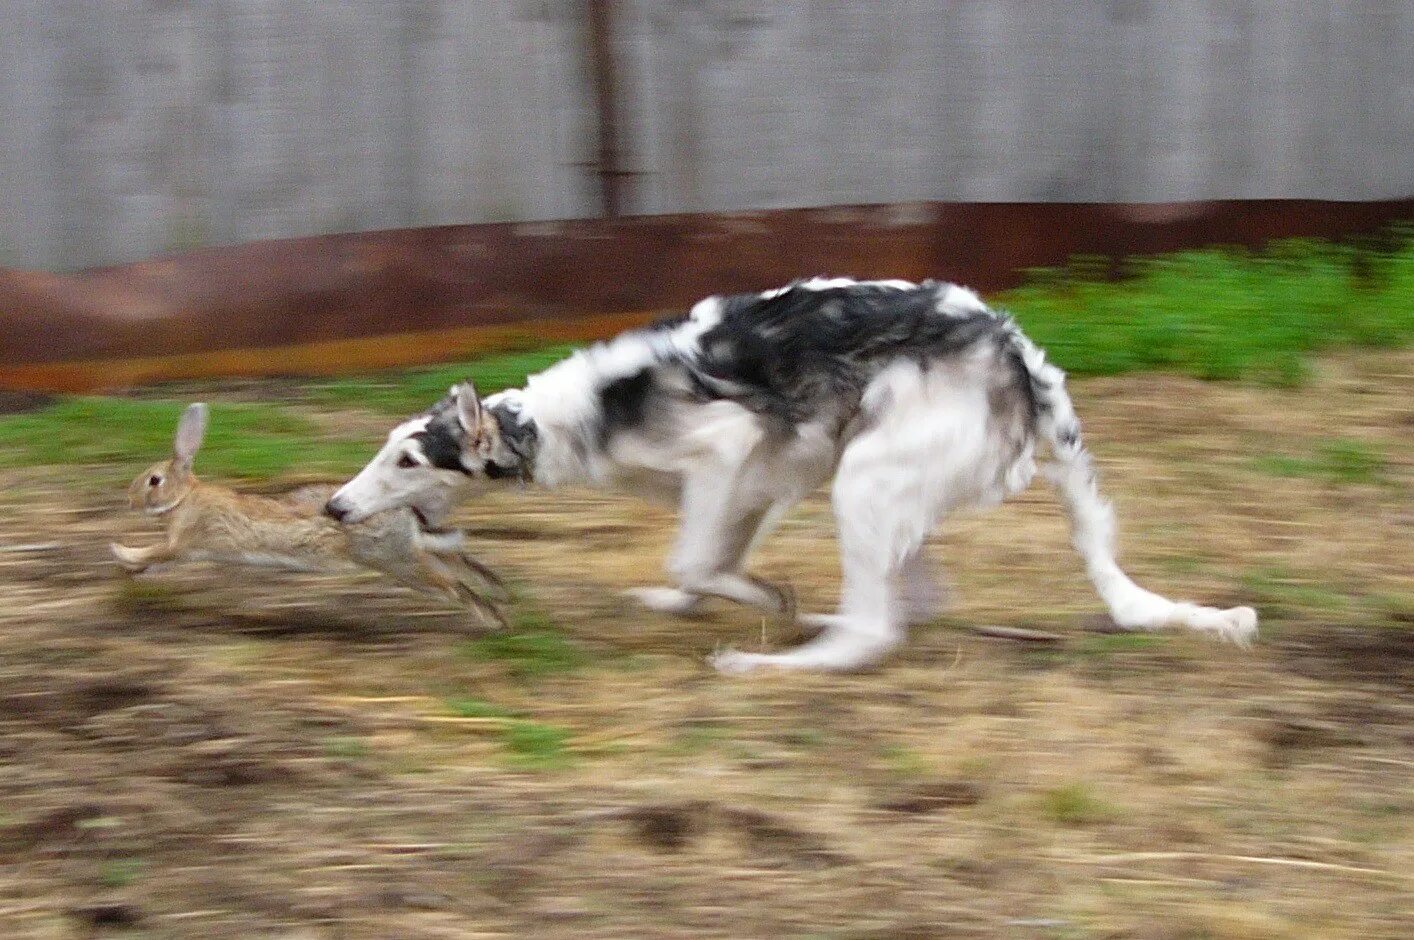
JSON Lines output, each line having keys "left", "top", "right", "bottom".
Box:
{"left": 2, "top": 1, "right": 1412, "bottom": 271}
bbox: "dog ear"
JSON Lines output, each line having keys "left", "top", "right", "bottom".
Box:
{"left": 451, "top": 381, "right": 483, "bottom": 438}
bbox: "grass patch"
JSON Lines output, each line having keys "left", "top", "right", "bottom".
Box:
{"left": 112, "top": 578, "right": 187, "bottom": 615}
{"left": 1001, "top": 234, "right": 1414, "bottom": 383}
{"left": 444, "top": 697, "right": 518, "bottom": 719}
{"left": 501, "top": 720, "right": 573, "bottom": 770}
{"left": 1039, "top": 783, "right": 1115, "bottom": 826}
{"left": 438, "top": 696, "right": 574, "bottom": 768}
{"left": 880, "top": 744, "right": 936, "bottom": 780}
{"left": 0, "top": 397, "right": 370, "bottom": 479}
{"left": 98, "top": 858, "right": 145, "bottom": 889}
{"left": 1074, "top": 633, "right": 1165, "bottom": 657}
{"left": 1251, "top": 439, "right": 1388, "bottom": 484}
{"left": 664, "top": 724, "right": 729, "bottom": 756}
{"left": 1240, "top": 568, "right": 1358, "bottom": 621}
{"left": 1314, "top": 440, "right": 1387, "bottom": 484}
{"left": 1377, "top": 594, "right": 1414, "bottom": 627}
{"left": 310, "top": 345, "right": 578, "bottom": 415}
{"left": 323, "top": 736, "right": 369, "bottom": 760}
{"left": 458, "top": 603, "right": 585, "bottom": 678}
{"left": 460, "top": 629, "right": 583, "bottom": 678}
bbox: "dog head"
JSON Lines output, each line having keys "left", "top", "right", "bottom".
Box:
{"left": 325, "top": 381, "right": 527, "bottom": 526}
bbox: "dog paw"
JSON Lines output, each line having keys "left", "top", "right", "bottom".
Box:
{"left": 709, "top": 648, "right": 773, "bottom": 676}
{"left": 625, "top": 587, "right": 702, "bottom": 616}
{"left": 1218, "top": 606, "right": 1259, "bottom": 647}
{"left": 796, "top": 613, "right": 843, "bottom": 636}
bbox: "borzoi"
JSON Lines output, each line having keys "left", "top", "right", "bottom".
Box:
{"left": 325, "top": 278, "right": 1257, "bottom": 672}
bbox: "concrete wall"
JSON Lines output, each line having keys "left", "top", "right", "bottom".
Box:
{"left": 2, "top": 1, "right": 1411, "bottom": 270}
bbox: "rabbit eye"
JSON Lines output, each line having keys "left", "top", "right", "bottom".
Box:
{"left": 397, "top": 454, "right": 418, "bottom": 469}
{"left": 148, "top": 474, "right": 163, "bottom": 487}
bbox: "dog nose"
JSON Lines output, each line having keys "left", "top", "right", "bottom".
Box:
{"left": 324, "top": 499, "right": 349, "bottom": 522}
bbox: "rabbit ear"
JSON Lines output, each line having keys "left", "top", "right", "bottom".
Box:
{"left": 173, "top": 402, "right": 209, "bottom": 467}
{"left": 451, "top": 381, "right": 483, "bottom": 435}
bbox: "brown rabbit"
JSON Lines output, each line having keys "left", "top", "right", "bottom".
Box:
{"left": 111, "top": 403, "right": 506, "bottom": 625}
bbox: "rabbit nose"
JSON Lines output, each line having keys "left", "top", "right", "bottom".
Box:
{"left": 324, "top": 499, "right": 350, "bottom": 522}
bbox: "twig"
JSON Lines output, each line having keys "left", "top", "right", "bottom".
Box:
{"left": 1058, "top": 851, "right": 1395, "bottom": 877}
{"left": 417, "top": 715, "right": 518, "bottom": 727}
{"left": 969, "top": 624, "right": 1065, "bottom": 643}
{"left": 324, "top": 695, "right": 433, "bottom": 704}
{"left": 365, "top": 842, "right": 455, "bottom": 854}
{"left": 1347, "top": 754, "right": 1414, "bottom": 770}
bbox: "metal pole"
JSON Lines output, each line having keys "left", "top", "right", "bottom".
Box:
{"left": 586, "top": 0, "right": 626, "bottom": 217}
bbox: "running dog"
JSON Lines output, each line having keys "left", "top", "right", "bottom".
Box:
{"left": 325, "top": 278, "right": 1257, "bottom": 672}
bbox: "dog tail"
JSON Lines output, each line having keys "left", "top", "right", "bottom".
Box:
{"left": 1007, "top": 325, "right": 1258, "bottom": 644}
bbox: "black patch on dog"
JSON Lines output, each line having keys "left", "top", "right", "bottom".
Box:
{"left": 489, "top": 399, "right": 539, "bottom": 480}
{"left": 412, "top": 411, "right": 467, "bottom": 473}
{"left": 584, "top": 282, "right": 1047, "bottom": 454}
{"left": 599, "top": 369, "right": 656, "bottom": 440}
{"left": 484, "top": 461, "right": 519, "bottom": 480}
{"left": 689, "top": 282, "right": 1016, "bottom": 423}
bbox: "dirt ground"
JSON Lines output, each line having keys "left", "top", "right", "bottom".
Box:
{"left": 1, "top": 350, "right": 1411, "bottom": 939}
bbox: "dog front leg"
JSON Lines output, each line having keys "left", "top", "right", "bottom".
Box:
{"left": 628, "top": 472, "right": 790, "bottom": 617}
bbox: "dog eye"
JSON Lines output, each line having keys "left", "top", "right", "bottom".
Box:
{"left": 397, "top": 454, "right": 418, "bottom": 469}
{"left": 148, "top": 474, "right": 162, "bottom": 487}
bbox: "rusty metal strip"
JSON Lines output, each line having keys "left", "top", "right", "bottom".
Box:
{"left": 1, "top": 199, "right": 1410, "bottom": 392}
{"left": 0, "top": 313, "right": 658, "bottom": 394}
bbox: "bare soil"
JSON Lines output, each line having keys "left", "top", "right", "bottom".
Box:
{"left": 1, "top": 351, "right": 1411, "bottom": 939}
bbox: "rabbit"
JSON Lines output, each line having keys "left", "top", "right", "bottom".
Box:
{"left": 110, "top": 403, "right": 507, "bottom": 626}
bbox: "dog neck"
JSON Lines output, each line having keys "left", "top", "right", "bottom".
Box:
{"left": 484, "top": 398, "right": 539, "bottom": 483}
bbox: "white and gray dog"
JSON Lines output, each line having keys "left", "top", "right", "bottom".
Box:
{"left": 326, "top": 278, "right": 1257, "bottom": 673}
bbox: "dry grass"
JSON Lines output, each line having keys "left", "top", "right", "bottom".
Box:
{"left": 0, "top": 349, "right": 1410, "bottom": 939}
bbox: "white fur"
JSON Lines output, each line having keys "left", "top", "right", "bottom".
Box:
{"left": 760, "top": 277, "right": 917, "bottom": 299}
{"left": 327, "top": 415, "right": 461, "bottom": 526}
{"left": 938, "top": 283, "right": 988, "bottom": 316}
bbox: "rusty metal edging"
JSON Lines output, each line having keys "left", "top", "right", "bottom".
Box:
{"left": 1, "top": 199, "right": 1410, "bottom": 393}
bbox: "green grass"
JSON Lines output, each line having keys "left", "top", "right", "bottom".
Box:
{"left": 0, "top": 397, "right": 370, "bottom": 479}
{"left": 98, "top": 858, "right": 145, "bottom": 889}
{"left": 1038, "top": 783, "right": 1115, "bottom": 827}
{"left": 1000, "top": 234, "right": 1414, "bottom": 384}
{"left": 310, "top": 345, "right": 578, "bottom": 415}
{"left": 1240, "top": 567, "right": 1358, "bottom": 621}
{"left": 457, "top": 600, "right": 585, "bottom": 678}
{"left": 323, "top": 736, "right": 369, "bottom": 760}
{"left": 500, "top": 720, "right": 573, "bottom": 770}
{"left": 458, "top": 601, "right": 585, "bottom": 679}
{"left": 1073, "top": 633, "right": 1165, "bottom": 657}
{"left": 1251, "top": 439, "right": 1389, "bottom": 484}
{"left": 879, "top": 744, "right": 936, "bottom": 780}
{"left": 664, "top": 724, "right": 730, "bottom": 756}
{"left": 443, "top": 697, "right": 519, "bottom": 719}
{"left": 112, "top": 579, "right": 187, "bottom": 615}
{"left": 438, "top": 697, "right": 575, "bottom": 769}
{"left": 459, "top": 628, "right": 584, "bottom": 678}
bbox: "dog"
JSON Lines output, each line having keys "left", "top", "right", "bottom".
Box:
{"left": 326, "top": 277, "right": 1257, "bottom": 672}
